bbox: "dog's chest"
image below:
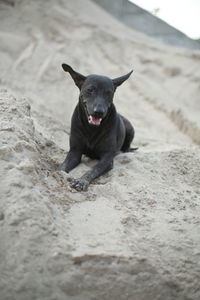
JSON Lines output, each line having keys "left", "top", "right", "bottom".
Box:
{"left": 83, "top": 132, "right": 105, "bottom": 159}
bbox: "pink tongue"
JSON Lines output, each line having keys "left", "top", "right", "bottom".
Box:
{"left": 88, "top": 116, "right": 102, "bottom": 126}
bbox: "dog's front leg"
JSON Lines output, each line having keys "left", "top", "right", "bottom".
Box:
{"left": 57, "top": 150, "right": 82, "bottom": 173}
{"left": 69, "top": 152, "right": 115, "bottom": 191}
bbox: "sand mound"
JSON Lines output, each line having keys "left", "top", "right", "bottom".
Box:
{"left": 0, "top": 0, "right": 200, "bottom": 299}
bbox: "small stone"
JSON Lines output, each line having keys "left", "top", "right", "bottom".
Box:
{"left": 0, "top": 212, "right": 5, "bottom": 220}
{"left": 45, "top": 140, "right": 53, "bottom": 147}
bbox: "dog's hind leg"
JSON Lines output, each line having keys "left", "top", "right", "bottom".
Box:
{"left": 120, "top": 116, "right": 135, "bottom": 152}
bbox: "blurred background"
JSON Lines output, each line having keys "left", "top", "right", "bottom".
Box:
{"left": 93, "top": 0, "right": 200, "bottom": 49}
{"left": 0, "top": 0, "right": 200, "bottom": 148}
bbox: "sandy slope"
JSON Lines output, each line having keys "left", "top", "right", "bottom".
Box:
{"left": 0, "top": 0, "right": 200, "bottom": 299}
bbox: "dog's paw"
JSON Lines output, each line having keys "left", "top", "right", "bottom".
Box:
{"left": 68, "top": 177, "right": 89, "bottom": 191}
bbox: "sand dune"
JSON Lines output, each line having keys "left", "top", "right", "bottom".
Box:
{"left": 0, "top": 0, "right": 200, "bottom": 299}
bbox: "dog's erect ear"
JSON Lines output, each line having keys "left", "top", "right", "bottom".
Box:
{"left": 62, "top": 64, "right": 86, "bottom": 90}
{"left": 112, "top": 70, "right": 133, "bottom": 90}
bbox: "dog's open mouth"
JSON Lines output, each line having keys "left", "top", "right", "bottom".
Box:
{"left": 88, "top": 115, "right": 102, "bottom": 126}
{"left": 83, "top": 104, "right": 103, "bottom": 126}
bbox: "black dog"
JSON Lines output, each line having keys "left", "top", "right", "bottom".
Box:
{"left": 58, "top": 64, "right": 135, "bottom": 191}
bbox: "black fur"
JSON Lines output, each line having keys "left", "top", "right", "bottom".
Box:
{"left": 58, "top": 64, "right": 135, "bottom": 191}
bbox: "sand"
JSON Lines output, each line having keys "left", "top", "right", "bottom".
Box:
{"left": 0, "top": 0, "right": 200, "bottom": 299}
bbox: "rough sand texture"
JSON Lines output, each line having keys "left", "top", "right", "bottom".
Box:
{"left": 0, "top": 0, "right": 200, "bottom": 299}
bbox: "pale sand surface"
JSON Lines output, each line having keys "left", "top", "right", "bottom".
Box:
{"left": 0, "top": 1, "right": 200, "bottom": 299}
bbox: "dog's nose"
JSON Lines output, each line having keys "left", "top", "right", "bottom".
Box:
{"left": 94, "top": 104, "right": 105, "bottom": 117}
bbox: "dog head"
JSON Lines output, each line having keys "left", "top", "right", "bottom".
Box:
{"left": 62, "top": 64, "right": 133, "bottom": 126}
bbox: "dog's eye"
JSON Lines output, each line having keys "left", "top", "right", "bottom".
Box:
{"left": 105, "top": 90, "right": 112, "bottom": 98}
{"left": 86, "top": 86, "right": 96, "bottom": 95}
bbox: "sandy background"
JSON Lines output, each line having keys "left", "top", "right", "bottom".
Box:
{"left": 0, "top": 0, "right": 200, "bottom": 299}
